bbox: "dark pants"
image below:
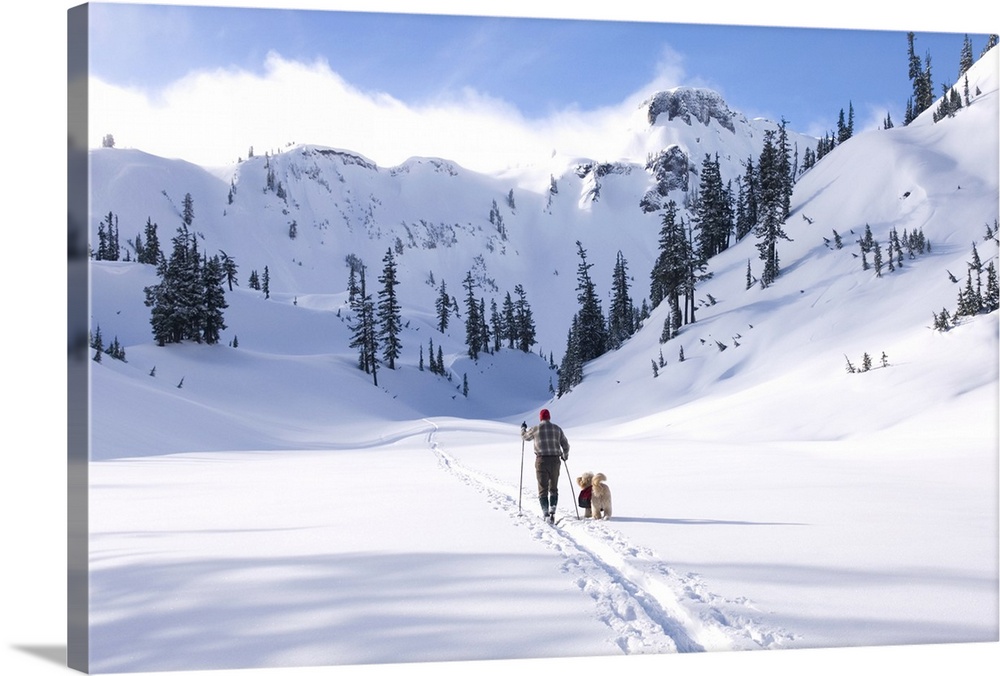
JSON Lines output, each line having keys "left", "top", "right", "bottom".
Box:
{"left": 535, "top": 454, "right": 561, "bottom": 513}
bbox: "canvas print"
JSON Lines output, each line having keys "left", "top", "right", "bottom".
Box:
{"left": 68, "top": 1, "right": 999, "bottom": 674}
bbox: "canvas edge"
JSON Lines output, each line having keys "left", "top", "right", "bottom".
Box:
{"left": 67, "top": 3, "right": 91, "bottom": 673}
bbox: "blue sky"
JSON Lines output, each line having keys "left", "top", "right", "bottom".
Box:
{"left": 84, "top": 1, "right": 997, "bottom": 171}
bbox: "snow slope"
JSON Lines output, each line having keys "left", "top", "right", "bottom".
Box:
{"left": 80, "top": 46, "right": 998, "bottom": 675}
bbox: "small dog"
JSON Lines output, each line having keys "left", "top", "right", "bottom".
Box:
{"left": 576, "top": 472, "right": 594, "bottom": 518}
{"left": 590, "top": 472, "right": 612, "bottom": 520}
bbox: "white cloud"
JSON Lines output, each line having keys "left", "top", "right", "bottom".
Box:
{"left": 90, "top": 54, "right": 529, "bottom": 171}
{"left": 90, "top": 49, "right": 689, "bottom": 176}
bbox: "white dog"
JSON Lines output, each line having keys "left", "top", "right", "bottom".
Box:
{"left": 590, "top": 472, "right": 612, "bottom": 520}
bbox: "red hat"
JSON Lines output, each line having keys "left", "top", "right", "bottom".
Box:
{"left": 539, "top": 409, "right": 551, "bottom": 421}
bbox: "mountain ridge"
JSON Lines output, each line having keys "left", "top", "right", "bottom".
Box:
{"left": 85, "top": 50, "right": 998, "bottom": 457}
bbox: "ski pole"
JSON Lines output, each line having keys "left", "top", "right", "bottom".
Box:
{"left": 562, "top": 458, "right": 580, "bottom": 519}
{"left": 518, "top": 423, "right": 526, "bottom": 515}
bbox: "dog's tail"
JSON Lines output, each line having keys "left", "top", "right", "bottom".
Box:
{"left": 593, "top": 472, "right": 606, "bottom": 486}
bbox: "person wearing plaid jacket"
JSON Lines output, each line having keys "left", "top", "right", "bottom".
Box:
{"left": 521, "top": 408, "right": 570, "bottom": 522}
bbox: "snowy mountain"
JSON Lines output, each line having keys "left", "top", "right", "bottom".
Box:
{"left": 87, "top": 77, "right": 833, "bottom": 455}
{"left": 80, "top": 45, "right": 998, "bottom": 675}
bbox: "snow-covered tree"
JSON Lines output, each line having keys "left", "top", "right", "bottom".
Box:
{"left": 377, "top": 248, "right": 402, "bottom": 370}
{"left": 348, "top": 264, "right": 379, "bottom": 385}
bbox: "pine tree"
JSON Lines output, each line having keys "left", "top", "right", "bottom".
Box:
{"left": 608, "top": 251, "right": 635, "bottom": 349}
{"left": 143, "top": 224, "right": 226, "bottom": 346}
{"left": 513, "top": 283, "right": 537, "bottom": 353}
{"left": 377, "top": 248, "right": 402, "bottom": 369}
{"left": 572, "top": 241, "right": 608, "bottom": 363}
{"left": 984, "top": 262, "right": 999, "bottom": 312}
{"left": 735, "top": 156, "right": 758, "bottom": 240}
{"left": 982, "top": 35, "right": 999, "bottom": 59}
{"left": 435, "top": 280, "right": 450, "bottom": 333}
{"left": 860, "top": 224, "right": 875, "bottom": 254}
{"left": 201, "top": 254, "right": 228, "bottom": 344}
{"left": 219, "top": 250, "right": 239, "bottom": 291}
{"left": 182, "top": 192, "right": 195, "bottom": 226}
{"left": 477, "top": 298, "right": 490, "bottom": 355}
{"left": 489, "top": 299, "right": 502, "bottom": 352}
{"left": 693, "top": 153, "right": 733, "bottom": 259}
{"left": 139, "top": 217, "right": 162, "bottom": 265}
{"left": 91, "top": 325, "right": 103, "bottom": 362}
{"left": 960, "top": 34, "right": 975, "bottom": 76}
{"left": 463, "top": 271, "right": 482, "bottom": 359}
{"left": 557, "top": 318, "right": 583, "bottom": 396}
{"left": 348, "top": 265, "right": 379, "bottom": 385}
{"left": 836, "top": 108, "right": 850, "bottom": 144}
{"left": 262, "top": 266, "right": 270, "bottom": 299}
{"left": 650, "top": 200, "right": 689, "bottom": 310}
{"left": 501, "top": 291, "right": 516, "bottom": 348}
{"left": 754, "top": 128, "right": 793, "bottom": 286}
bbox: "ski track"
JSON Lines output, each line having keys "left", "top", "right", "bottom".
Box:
{"left": 422, "top": 421, "right": 796, "bottom": 655}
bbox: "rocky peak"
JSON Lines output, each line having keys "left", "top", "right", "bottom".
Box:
{"left": 645, "top": 88, "right": 737, "bottom": 133}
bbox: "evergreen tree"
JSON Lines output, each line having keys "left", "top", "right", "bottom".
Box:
{"left": 572, "top": 241, "right": 608, "bottom": 363}
{"left": 91, "top": 325, "right": 103, "bottom": 362}
{"left": 693, "top": 153, "right": 734, "bottom": 259}
{"left": 348, "top": 265, "right": 379, "bottom": 385}
{"left": 132, "top": 231, "right": 145, "bottom": 263}
{"left": 435, "top": 280, "right": 450, "bottom": 333}
{"left": 200, "top": 254, "right": 228, "bottom": 344}
{"left": 836, "top": 107, "right": 850, "bottom": 144}
{"left": 501, "top": 291, "right": 516, "bottom": 348}
{"left": 219, "top": 250, "right": 239, "bottom": 291}
{"left": 608, "top": 251, "right": 635, "bottom": 348}
{"left": 139, "top": 217, "right": 162, "bottom": 265}
{"left": 557, "top": 317, "right": 583, "bottom": 396}
{"left": 982, "top": 35, "right": 999, "bottom": 58}
{"left": 377, "top": 248, "right": 402, "bottom": 369}
{"left": 477, "top": 298, "right": 490, "bottom": 355}
{"left": 94, "top": 211, "right": 120, "bottom": 261}
{"left": 960, "top": 34, "right": 975, "bottom": 76}
{"left": 754, "top": 128, "right": 793, "bottom": 286}
{"left": 347, "top": 264, "right": 360, "bottom": 308}
{"left": 735, "top": 156, "right": 758, "bottom": 240}
{"left": 860, "top": 224, "right": 875, "bottom": 254}
{"left": 984, "top": 261, "right": 999, "bottom": 312}
{"left": 463, "top": 271, "right": 482, "bottom": 359}
{"left": 513, "top": 283, "right": 537, "bottom": 353}
{"left": 143, "top": 224, "right": 227, "bottom": 346}
{"left": 489, "top": 299, "right": 502, "bottom": 352}
{"left": 262, "top": 266, "right": 270, "bottom": 299}
{"left": 650, "top": 200, "right": 688, "bottom": 309}
{"left": 182, "top": 192, "right": 195, "bottom": 226}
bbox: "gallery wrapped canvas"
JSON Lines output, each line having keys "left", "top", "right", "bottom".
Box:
{"left": 65, "top": 2, "right": 998, "bottom": 675}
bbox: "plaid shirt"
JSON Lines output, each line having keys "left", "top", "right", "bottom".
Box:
{"left": 522, "top": 420, "right": 570, "bottom": 458}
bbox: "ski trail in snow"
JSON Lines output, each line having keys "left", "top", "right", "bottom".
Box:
{"left": 422, "top": 420, "right": 795, "bottom": 654}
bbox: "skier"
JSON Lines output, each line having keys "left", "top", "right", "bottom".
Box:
{"left": 520, "top": 409, "right": 570, "bottom": 523}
